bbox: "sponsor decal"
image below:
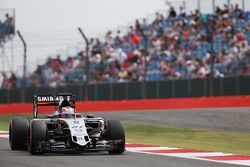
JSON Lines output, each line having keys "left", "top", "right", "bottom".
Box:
{"left": 36, "top": 96, "right": 71, "bottom": 102}
{"left": 72, "top": 120, "right": 80, "bottom": 124}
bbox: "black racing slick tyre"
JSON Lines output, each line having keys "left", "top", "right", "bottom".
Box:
{"left": 106, "top": 120, "right": 125, "bottom": 154}
{"left": 28, "top": 120, "right": 47, "bottom": 155}
{"left": 9, "top": 117, "right": 29, "bottom": 150}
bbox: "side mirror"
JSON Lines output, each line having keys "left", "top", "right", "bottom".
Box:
{"left": 45, "top": 115, "right": 53, "bottom": 119}
{"left": 86, "top": 114, "right": 94, "bottom": 118}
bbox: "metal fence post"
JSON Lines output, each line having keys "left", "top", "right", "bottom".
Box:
{"left": 110, "top": 83, "right": 113, "bottom": 100}
{"left": 79, "top": 84, "right": 83, "bottom": 101}
{"left": 172, "top": 79, "right": 175, "bottom": 98}
{"left": 78, "top": 28, "right": 89, "bottom": 101}
{"left": 7, "top": 89, "right": 10, "bottom": 103}
{"left": 125, "top": 82, "right": 128, "bottom": 100}
{"left": 188, "top": 78, "right": 191, "bottom": 96}
{"left": 141, "top": 81, "right": 146, "bottom": 99}
{"left": 94, "top": 84, "right": 98, "bottom": 101}
{"left": 156, "top": 81, "right": 159, "bottom": 99}
{"left": 220, "top": 77, "right": 223, "bottom": 96}
{"left": 236, "top": 76, "right": 239, "bottom": 95}
{"left": 204, "top": 78, "right": 207, "bottom": 96}
{"left": 17, "top": 30, "right": 27, "bottom": 102}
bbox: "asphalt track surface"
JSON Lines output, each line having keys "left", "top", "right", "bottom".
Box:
{"left": 92, "top": 107, "right": 250, "bottom": 132}
{"left": 1, "top": 107, "right": 250, "bottom": 167}
{"left": 0, "top": 138, "right": 240, "bottom": 167}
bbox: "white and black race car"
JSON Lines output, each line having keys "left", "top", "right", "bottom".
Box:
{"left": 9, "top": 93, "right": 125, "bottom": 155}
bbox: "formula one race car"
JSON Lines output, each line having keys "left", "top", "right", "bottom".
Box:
{"left": 9, "top": 93, "right": 125, "bottom": 155}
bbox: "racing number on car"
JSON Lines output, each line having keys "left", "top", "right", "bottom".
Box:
{"left": 77, "top": 136, "right": 84, "bottom": 141}
{"left": 72, "top": 120, "right": 80, "bottom": 124}
{"left": 74, "top": 128, "right": 83, "bottom": 133}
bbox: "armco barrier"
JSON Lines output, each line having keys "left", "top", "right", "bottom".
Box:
{"left": 1, "top": 76, "right": 250, "bottom": 103}
{"left": 0, "top": 96, "right": 250, "bottom": 114}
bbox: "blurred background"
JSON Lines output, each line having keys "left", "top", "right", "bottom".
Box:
{"left": 1, "top": 0, "right": 250, "bottom": 102}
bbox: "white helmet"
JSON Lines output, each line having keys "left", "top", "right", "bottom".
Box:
{"left": 61, "top": 106, "right": 74, "bottom": 113}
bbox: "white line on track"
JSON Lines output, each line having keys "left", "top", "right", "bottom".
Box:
{"left": 126, "top": 144, "right": 250, "bottom": 166}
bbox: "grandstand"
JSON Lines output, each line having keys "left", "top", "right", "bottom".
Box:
{"left": 20, "top": 3, "right": 250, "bottom": 87}
{"left": 0, "top": 1, "right": 250, "bottom": 102}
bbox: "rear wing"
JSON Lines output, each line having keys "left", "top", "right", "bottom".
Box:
{"left": 33, "top": 93, "right": 76, "bottom": 118}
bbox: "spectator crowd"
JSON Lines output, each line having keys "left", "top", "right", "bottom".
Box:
{"left": 1, "top": 4, "right": 250, "bottom": 88}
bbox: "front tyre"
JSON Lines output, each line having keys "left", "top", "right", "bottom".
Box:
{"left": 28, "top": 120, "right": 47, "bottom": 154}
{"left": 9, "top": 117, "right": 29, "bottom": 150}
{"left": 106, "top": 120, "right": 125, "bottom": 154}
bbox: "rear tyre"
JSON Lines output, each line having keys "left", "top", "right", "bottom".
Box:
{"left": 9, "top": 117, "right": 29, "bottom": 150}
{"left": 106, "top": 120, "right": 125, "bottom": 154}
{"left": 28, "top": 120, "right": 47, "bottom": 154}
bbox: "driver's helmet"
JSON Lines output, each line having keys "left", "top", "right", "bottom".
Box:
{"left": 58, "top": 99, "right": 72, "bottom": 113}
{"left": 61, "top": 106, "right": 74, "bottom": 113}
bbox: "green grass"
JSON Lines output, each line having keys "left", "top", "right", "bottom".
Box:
{"left": 1, "top": 114, "right": 250, "bottom": 155}
{"left": 125, "top": 123, "right": 250, "bottom": 155}
{"left": 0, "top": 114, "right": 33, "bottom": 131}
{"left": 0, "top": 121, "right": 9, "bottom": 131}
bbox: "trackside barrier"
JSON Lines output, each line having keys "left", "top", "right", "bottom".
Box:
{"left": 0, "top": 96, "right": 250, "bottom": 114}
{"left": 0, "top": 76, "right": 250, "bottom": 104}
